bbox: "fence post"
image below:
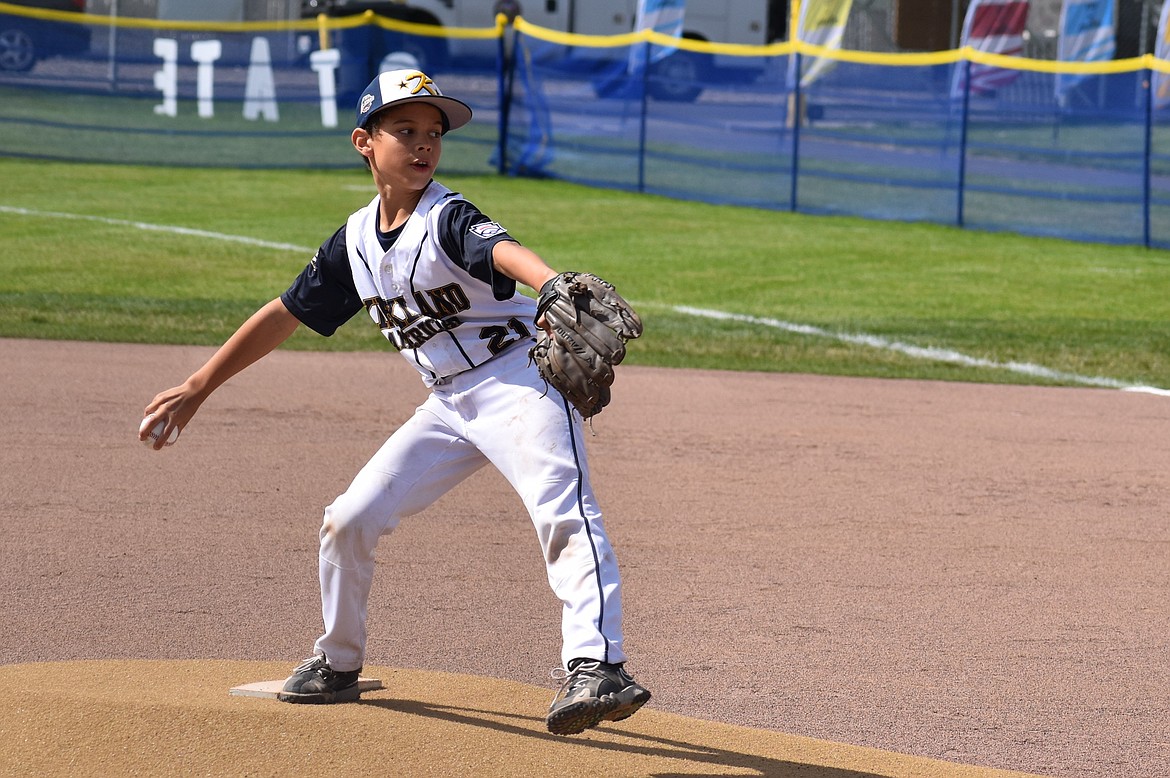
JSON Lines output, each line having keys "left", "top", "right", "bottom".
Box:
{"left": 496, "top": 23, "right": 515, "bottom": 176}
{"left": 956, "top": 58, "right": 971, "bottom": 228}
{"left": 1143, "top": 66, "right": 1153, "bottom": 248}
{"left": 789, "top": 51, "right": 801, "bottom": 213}
{"left": 637, "top": 40, "right": 651, "bottom": 194}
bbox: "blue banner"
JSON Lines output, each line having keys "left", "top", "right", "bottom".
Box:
{"left": 1055, "top": 0, "right": 1115, "bottom": 103}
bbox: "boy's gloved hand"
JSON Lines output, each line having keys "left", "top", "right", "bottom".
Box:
{"left": 529, "top": 272, "right": 643, "bottom": 419}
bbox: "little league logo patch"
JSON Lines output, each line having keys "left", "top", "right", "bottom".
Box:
{"left": 360, "top": 93, "right": 376, "bottom": 115}
{"left": 470, "top": 222, "right": 507, "bottom": 239}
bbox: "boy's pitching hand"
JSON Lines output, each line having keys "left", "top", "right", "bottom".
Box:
{"left": 139, "top": 414, "right": 180, "bottom": 448}
{"left": 139, "top": 381, "right": 204, "bottom": 450}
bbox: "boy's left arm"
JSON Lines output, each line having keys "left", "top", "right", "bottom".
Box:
{"left": 491, "top": 240, "right": 558, "bottom": 295}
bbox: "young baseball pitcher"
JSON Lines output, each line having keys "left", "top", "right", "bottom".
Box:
{"left": 139, "top": 69, "right": 649, "bottom": 736}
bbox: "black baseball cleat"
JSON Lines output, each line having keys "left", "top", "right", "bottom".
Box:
{"left": 276, "top": 655, "right": 361, "bottom": 704}
{"left": 546, "top": 658, "right": 651, "bottom": 735}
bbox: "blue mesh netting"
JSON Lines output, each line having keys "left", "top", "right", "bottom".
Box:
{"left": 0, "top": 9, "right": 501, "bottom": 171}
{"left": 4, "top": 7, "right": 1170, "bottom": 248}
{"left": 959, "top": 69, "right": 1151, "bottom": 245}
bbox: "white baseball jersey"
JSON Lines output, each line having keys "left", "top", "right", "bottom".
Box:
{"left": 344, "top": 182, "right": 538, "bottom": 385}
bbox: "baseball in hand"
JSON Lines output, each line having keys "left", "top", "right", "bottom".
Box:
{"left": 139, "top": 415, "right": 179, "bottom": 447}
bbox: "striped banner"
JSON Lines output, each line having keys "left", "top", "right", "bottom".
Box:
{"left": 951, "top": 0, "right": 1030, "bottom": 98}
{"left": 633, "top": 0, "right": 686, "bottom": 64}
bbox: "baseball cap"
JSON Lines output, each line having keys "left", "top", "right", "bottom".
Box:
{"left": 355, "top": 70, "right": 473, "bottom": 133}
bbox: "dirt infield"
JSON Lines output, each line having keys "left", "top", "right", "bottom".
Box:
{"left": 2, "top": 338, "right": 1167, "bottom": 777}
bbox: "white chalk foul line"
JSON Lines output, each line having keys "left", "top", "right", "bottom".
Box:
{"left": 5, "top": 204, "right": 1165, "bottom": 396}
{"left": 674, "top": 306, "right": 1170, "bottom": 397}
{"left": 0, "top": 205, "right": 315, "bottom": 254}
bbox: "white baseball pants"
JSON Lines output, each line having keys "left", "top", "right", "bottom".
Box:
{"left": 311, "top": 344, "right": 627, "bottom": 672}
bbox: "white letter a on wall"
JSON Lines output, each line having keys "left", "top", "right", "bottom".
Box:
{"left": 243, "top": 37, "right": 279, "bottom": 122}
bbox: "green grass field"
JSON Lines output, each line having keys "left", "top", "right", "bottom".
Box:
{"left": 2, "top": 157, "right": 1168, "bottom": 390}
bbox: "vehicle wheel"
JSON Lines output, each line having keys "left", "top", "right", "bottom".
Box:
{"left": 648, "top": 51, "right": 703, "bottom": 102}
{"left": 0, "top": 28, "right": 36, "bottom": 72}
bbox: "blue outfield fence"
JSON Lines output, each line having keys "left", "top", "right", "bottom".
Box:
{"left": 4, "top": 4, "right": 1170, "bottom": 249}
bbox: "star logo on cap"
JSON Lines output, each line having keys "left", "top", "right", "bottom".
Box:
{"left": 399, "top": 71, "right": 439, "bottom": 96}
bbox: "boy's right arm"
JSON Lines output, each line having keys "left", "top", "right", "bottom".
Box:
{"left": 139, "top": 297, "right": 301, "bottom": 450}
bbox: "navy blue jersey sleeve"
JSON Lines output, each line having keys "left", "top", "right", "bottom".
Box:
{"left": 437, "top": 200, "right": 520, "bottom": 301}
{"left": 280, "top": 225, "right": 364, "bottom": 337}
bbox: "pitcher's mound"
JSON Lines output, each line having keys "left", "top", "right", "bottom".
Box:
{"left": 1, "top": 660, "right": 1040, "bottom": 777}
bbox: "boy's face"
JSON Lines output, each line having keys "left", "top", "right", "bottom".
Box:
{"left": 354, "top": 102, "right": 445, "bottom": 191}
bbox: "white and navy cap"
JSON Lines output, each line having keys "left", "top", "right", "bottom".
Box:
{"left": 355, "top": 70, "right": 473, "bottom": 133}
